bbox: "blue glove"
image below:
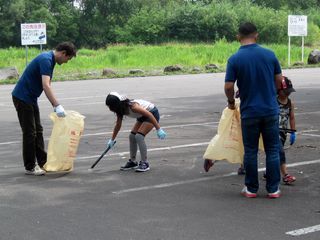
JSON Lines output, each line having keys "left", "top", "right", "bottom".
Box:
{"left": 107, "top": 139, "right": 116, "bottom": 149}
{"left": 156, "top": 128, "right": 167, "bottom": 139}
{"left": 290, "top": 132, "right": 296, "bottom": 145}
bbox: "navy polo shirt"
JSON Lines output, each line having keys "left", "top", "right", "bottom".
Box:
{"left": 225, "top": 44, "right": 281, "bottom": 119}
{"left": 12, "top": 51, "right": 55, "bottom": 105}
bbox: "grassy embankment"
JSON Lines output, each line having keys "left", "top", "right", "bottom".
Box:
{"left": 0, "top": 41, "right": 318, "bottom": 84}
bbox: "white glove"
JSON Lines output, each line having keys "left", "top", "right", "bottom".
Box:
{"left": 54, "top": 104, "right": 66, "bottom": 117}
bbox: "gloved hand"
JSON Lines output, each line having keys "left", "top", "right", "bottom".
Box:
{"left": 290, "top": 132, "right": 296, "bottom": 145}
{"left": 156, "top": 128, "right": 167, "bottom": 139}
{"left": 54, "top": 104, "right": 65, "bottom": 117}
{"left": 107, "top": 139, "right": 116, "bottom": 149}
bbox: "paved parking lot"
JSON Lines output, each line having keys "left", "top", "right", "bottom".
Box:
{"left": 1, "top": 69, "right": 320, "bottom": 240}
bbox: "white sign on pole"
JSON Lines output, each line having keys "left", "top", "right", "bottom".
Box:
{"left": 21, "top": 23, "right": 47, "bottom": 45}
{"left": 288, "top": 15, "right": 308, "bottom": 36}
{"left": 287, "top": 15, "right": 308, "bottom": 66}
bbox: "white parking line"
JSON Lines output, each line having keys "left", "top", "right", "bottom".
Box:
{"left": 295, "top": 111, "right": 320, "bottom": 116}
{"left": 77, "top": 142, "right": 210, "bottom": 160}
{"left": 0, "top": 124, "right": 312, "bottom": 146}
{"left": 80, "top": 122, "right": 218, "bottom": 137}
{"left": 286, "top": 224, "right": 320, "bottom": 236}
{"left": 0, "top": 141, "right": 20, "bottom": 146}
{"left": 0, "top": 122, "right": 218, "bottom": 146}
{"left": 112, "top": 159, "right": 320, "bottom": 195}
{"left": 300, "top": 133, "right": 320, "bottom": 138}
{"left": 112, "top": 172, "right": 236, "bottom": 195}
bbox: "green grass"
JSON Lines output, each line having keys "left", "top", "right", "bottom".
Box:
{"left": 0, "top": 41, "right": 318, "bottom": 84}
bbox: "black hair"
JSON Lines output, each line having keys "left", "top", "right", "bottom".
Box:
{"left": 55, "top": 42, "right": 77, "bottom": 57}
{"left": 238, "top": 22, "right": 257, "bottom": 37}
{"left": 105, "top": 94, "right": 130, "bottom": 119}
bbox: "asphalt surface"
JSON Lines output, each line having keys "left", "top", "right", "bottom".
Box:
{"left": 0, "top": 69, "right": 320, "bottom": 240}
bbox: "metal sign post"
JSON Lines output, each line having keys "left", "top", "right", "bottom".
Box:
{"left": 288, "top": 36, "right": 291, "bottom": 66}
{"left": 25, "top": 45, "right": 28, "bottom": 66}
{"left": 288, "top": 15, "right": 308, "bottom": 66}
{"left": 302, "top": 36, "right": 304, "bottom": 62}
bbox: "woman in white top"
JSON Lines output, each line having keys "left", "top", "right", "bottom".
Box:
{"left": 105, "top": 92, "right": 166, "bottom": 172}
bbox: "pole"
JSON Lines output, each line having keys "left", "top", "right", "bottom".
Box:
{"left": 288, "top": 36, "right": 291, "bottom": 66}
{"left": 301, "top": 36, "right": 304, "bottom": 63}
{"left": 25, "top": 45, "right": 28, "bottom": 66}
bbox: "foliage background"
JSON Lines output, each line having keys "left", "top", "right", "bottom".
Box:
{"left": 0, "top": 0, "right": 320, "bottom": 49}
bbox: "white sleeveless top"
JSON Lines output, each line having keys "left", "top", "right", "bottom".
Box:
{"left": 127, "top": 99, "right": 155, "bottom": 118}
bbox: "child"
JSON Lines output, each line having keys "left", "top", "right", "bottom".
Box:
{"left": 105, "top": 92, "right": 167, "bottom": 172}
{"left": 277, "top": 76, "right": 296, "bottom": 184}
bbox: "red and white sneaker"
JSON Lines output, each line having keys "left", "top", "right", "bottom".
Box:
{"left": 241, "top": 187, "right": 257, "bottom": 198}
{"left": 268, "top": 189, "right": 281, "bottom": 199}
{"left": 283, "top": 174, "right": 296, "bottom": 185}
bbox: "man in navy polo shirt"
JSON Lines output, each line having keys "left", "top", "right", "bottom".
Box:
{"left": 12, "top": 42, "right": 77, "bottom": 176}
{"left": 224, "top": 22, "right": 283, "bottom": 198}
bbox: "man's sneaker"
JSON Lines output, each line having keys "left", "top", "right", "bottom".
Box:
{"left": 135, "top": 161, "right": 150, "bottom": 172}
{"left": 268, "top": 189, "right": 281, "bottom": 199}
{"left": 25, "top": 165, "right": 46, "bottom": 176}
{"left": 283, "top": 174, "right": 296, "bottom": 185}
{"left": 120, "top": 160, "right": 138, "bottom": 171}
{"left": 204, "top": 159, "right": 214, "bottom": 172}
{"left": 237, "top": 167, "right": 245, "bottom": 175}
{"left": 241, "top": 187, "right": 257, "bottom": 198}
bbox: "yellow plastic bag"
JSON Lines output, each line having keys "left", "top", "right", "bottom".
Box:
{"left": 203, "top": 101, "right": 265, "bottom": 164}
{"left": 203, "top": 102, "right": 244, "bottom": 164}
{"left": 44, "top": 111, "right": 85, "bottom": 172}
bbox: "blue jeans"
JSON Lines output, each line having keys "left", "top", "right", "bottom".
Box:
{"left": 241, "top": 115, "right": 280, "bottom": 193}
{"left": 279, "top": 136, "right": 286, "bottom": 165}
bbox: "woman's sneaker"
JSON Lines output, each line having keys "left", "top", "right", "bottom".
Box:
{"left": 25, "top": 165, "right": 46, "bottom": 176}
{"left": 120, "top": 160, "right": 138, "bottom": 171}
{"left": 136, "top": 161, "right": 150, "bottom": 172}
{"left": 283, "top": 174, "right": 296, "bottom": 185}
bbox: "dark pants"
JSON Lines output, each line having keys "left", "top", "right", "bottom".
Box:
{"left": 241, "top": 115, "right": 280, "bottom": 193}
{"left": 279, "top": 132, "right": 286, "bottom": 165}
{"left": 12, "top": 96, "right": 47, "bottom": 170}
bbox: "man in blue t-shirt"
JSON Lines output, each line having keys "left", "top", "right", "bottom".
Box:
{"left": 224, "top": 22, "right": 283, "bottom": 198}
{"left": 12, "top": 42, "right": 77, "bottom": 176}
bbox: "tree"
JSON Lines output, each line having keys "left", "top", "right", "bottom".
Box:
{"left": 77, "top": 0, "right": 135, "bottom": 48}
{"left": 116, "top": 7, "right": 167, "bottom": 44}
{"left": 0, "top": 0, "right": 25, "bottom": 47}
{"left": 48, "top": 0, "right": 80, "bottom": 46}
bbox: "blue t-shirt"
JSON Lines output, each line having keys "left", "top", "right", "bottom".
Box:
{"left": 12, "top": 51, "right": 55, "bottom": 105}
{"left": 225, "top": 44, "right": 281, "bottom": 119}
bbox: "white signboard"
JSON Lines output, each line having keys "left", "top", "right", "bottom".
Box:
{"left": 21, "top": 23, "right": 47, "bottom": 45}
{"left": 288, "top": 15, "right": 307, "bottom": 36}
